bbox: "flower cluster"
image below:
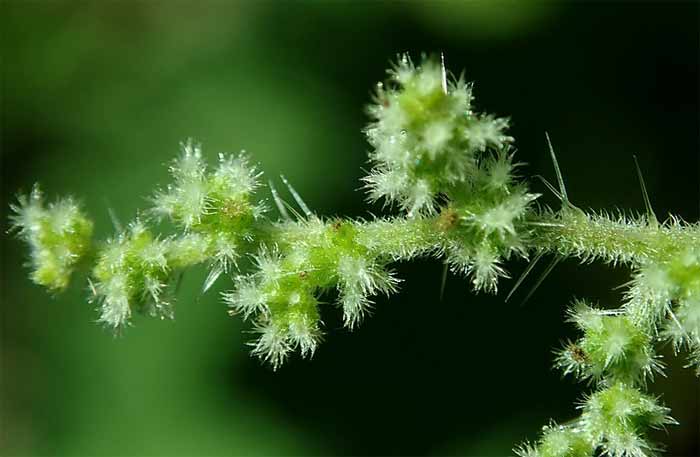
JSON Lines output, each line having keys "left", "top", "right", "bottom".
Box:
{"left": 581, "top": 383, "right": 674, "bottom": 457}
{"left": 555, "top": 301, "right": 661, "bottom": 386}
{"left": 223, "top": 217, "right": 400, "bottom": 369}
{"left": 10, "top": 185, "right": 93, "bottom": 291}
{"left": 152, "top": 140, "right": 265, "bottom": 290}
{"left": 91, "top": 141, "right": 265, "bottom": 329}
{"left": 92, "top": 221, "right": 174, "bottom": 328}
{"left": 516, "top": 424, "right": 593, "bottom": 457}
{"left": 364, "top": 54, "right": 512, "bottom": 216}
{"left": 438, "top": 153, "right": 538, "bottom": 293}
{"left": 517, "top": 384, "right": 673, "bottom": 457}
{"left": 366, "top": 55, "right": 537, "bottom": 293}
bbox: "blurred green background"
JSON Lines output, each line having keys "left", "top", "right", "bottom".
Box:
{"left": 1, "top": 1, "right": 698, "bottom": 456}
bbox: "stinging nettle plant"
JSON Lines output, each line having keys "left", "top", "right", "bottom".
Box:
{"left": 10, "top": 54, "right": 699, "bottom": 456}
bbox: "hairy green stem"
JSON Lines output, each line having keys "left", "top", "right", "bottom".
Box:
{"left": 528, "top": 210, "right": 699, "bottom": 265}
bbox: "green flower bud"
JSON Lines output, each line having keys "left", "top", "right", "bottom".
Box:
{"left": 364, "top": 54, "right": 512, "bottom": 216}
{"left": 10, "top": 185, "right": 93, "bottom": 291}
{"left": 516, "top": 423, "right": 594, "bottom": 457}
{"left": 581, "top": 383, "right": 675, "bottom": 457}
{"left": 557, "top": 301, "right": 661, "bottom": 385}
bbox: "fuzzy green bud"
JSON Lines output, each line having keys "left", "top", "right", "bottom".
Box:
{"left": 556, "top": 301, "right": 660, "bottom": 385}
{"left": 10, "top": 185, "right": 93, "bottom": 291}
{"left": 364, "top": 54, "right": 512, "bottom": 216}
{"left": 152, "top": 140, "right": 265, "bottom": 290}
{"left": 581, "top": 383, "right": 674, "bottom": 457}
{"left": 515, "top": 424, "right": 593, "bottom": 457}
{"left": 92, "top": 221, "right": 177, "bottom": 329}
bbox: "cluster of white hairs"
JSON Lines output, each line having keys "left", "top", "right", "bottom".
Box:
{"left": 10, "top": 54, "right": 699, "bottom": 455}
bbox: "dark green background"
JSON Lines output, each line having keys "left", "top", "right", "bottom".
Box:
{"left": 1, "top": 1, "right": 698, "bottom": 456}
